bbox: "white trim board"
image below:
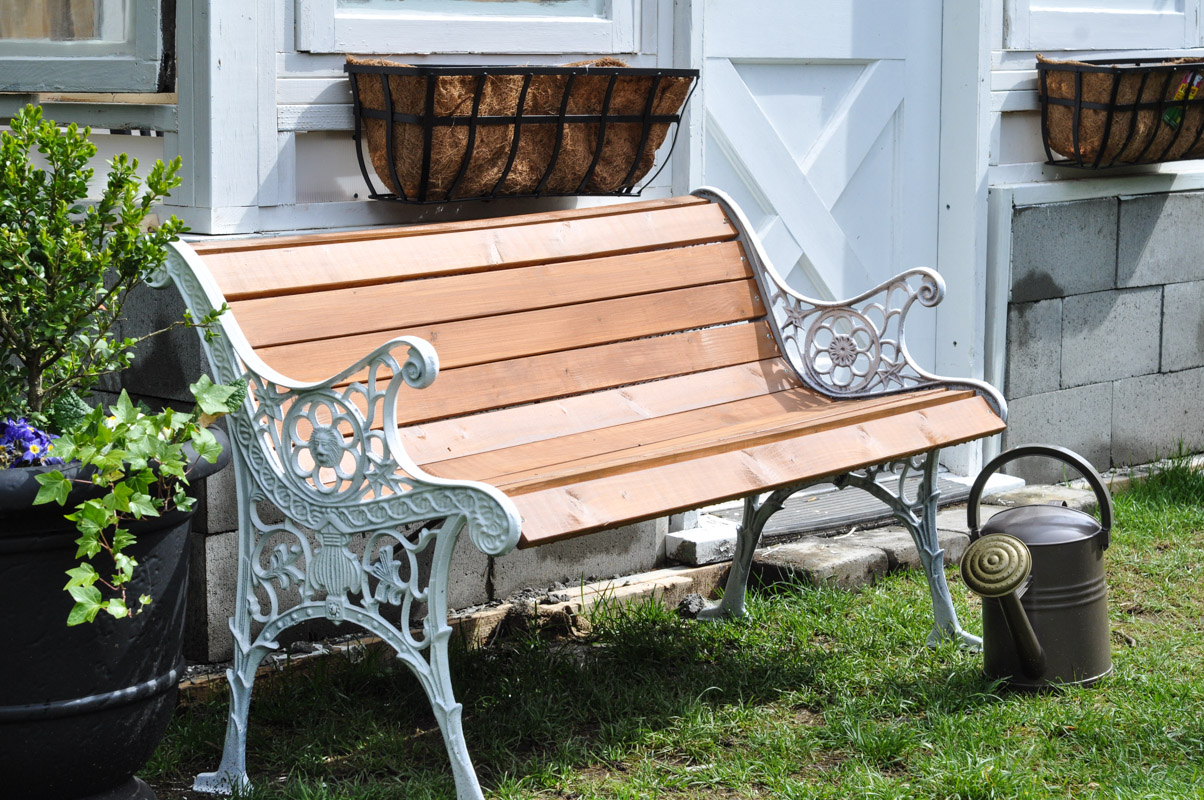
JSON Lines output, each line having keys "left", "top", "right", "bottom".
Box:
{"left": 295, "top": 0, "right": 638, "bottom": 54}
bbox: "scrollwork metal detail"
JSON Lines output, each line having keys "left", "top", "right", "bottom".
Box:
{"left": 692, "top": 187, "right": 1007, "bottom": 420}
{"left": 782, "top": 271, "right": 940, "bottom": 397}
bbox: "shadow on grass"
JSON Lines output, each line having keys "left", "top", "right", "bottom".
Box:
{"left": 148, "top": 573, "right": 1011, "bottom": 798}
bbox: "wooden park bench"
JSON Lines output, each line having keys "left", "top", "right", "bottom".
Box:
{"left": 154, "top": 187, "right": 1007, "bottom": 798}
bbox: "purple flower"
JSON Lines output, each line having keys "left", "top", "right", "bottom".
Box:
{"left": 0, "top": 418, "right": 64, "bottom": 469}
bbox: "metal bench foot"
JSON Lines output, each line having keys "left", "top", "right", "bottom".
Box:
{"left": 699, "top": 488, "right": 790, "bottom": 620}
{"left": 193, "top": 634, "right": 272, "bottom": 795}
{"left": 837, "top": 450, "right": 980, "bottom": 649}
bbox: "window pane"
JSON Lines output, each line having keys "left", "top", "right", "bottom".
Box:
{"left": 338, "top": 0, "right": 606, "bottom": 19}
{"left": 0, "top": 0, "right": 130, "bottom": 54}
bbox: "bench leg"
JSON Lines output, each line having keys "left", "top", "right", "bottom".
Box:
{"left": 696, "top": 452, "right": 980, "bottom": 649}
{"left": 698, "top": 489, "right": 790, "bottom": 619}
{"left": 421, "top": 517, "right": 487, "bottom": 800}
{"left": 193, "top": 637, "right": 273, "bottom": 794}
{"left": 193, "top": 473, "right": 273, "bottom": 796}
{"left": 194, "top": 506, "right": 489, "bottom": 799}
{"left": 836, "top": 452, "right": 981, "bottom": 649}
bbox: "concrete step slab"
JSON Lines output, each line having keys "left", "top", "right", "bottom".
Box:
{"left": 752, "top": 540, "right": 889, "bottom": 590}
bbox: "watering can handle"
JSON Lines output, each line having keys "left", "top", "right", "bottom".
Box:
{"left": 967, "top": 444, "right": 1113, "bottom": 549}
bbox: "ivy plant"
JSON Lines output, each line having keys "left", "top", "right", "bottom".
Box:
{"left": 34, "top": 377, "right": 245, "bottom": 625}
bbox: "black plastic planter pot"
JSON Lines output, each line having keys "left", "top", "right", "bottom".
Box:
{"left": 0, "top": 433, "right": 227, "bottom": 800}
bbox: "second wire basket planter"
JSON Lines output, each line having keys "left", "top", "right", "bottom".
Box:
{"left": 1038, "top": 55, "right": 1204, "bottom": 168}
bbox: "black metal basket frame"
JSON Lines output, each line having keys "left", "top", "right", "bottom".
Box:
{"left": 1038, "top": 57, "right": 1204, "bottom": 168}
{"left": 345, "top": 63, "right": 699, "bottom": 203}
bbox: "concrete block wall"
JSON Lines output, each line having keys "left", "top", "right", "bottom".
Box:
{"left": 1004, "top": 191, "right": 1204, "bottom": 483}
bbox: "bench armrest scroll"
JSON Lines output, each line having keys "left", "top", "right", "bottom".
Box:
{"left": 695, "top": 187, "right": 1007, "bottom": 420}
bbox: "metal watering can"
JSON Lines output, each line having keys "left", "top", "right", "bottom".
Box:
{"left": 961, "top": 445, "right": 1114, "bottom": 689}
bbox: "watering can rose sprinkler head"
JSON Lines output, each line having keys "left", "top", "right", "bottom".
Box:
{"left": 961, "top": 534, "right": 1047, "bottom": 679}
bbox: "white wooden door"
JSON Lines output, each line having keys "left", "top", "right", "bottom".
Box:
{"left": 696, "top": 0, "right": 943, "bottom": 364}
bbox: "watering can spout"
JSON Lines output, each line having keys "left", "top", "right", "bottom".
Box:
{"left": 961, "top": 534, "right": 1047, "bottom": 679}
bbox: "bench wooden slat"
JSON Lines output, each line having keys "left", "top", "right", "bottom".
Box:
{"left": 231, "top": 241, "right": 752, "bottom": 349}
{"left": 429, "top": 388, "right": 969, "bottom": 492}
{"left": 511, "top": 395, "right": 1007, "bottom": 546}
{"left": 256, "top": 279, "right": 765, "bottom": 380}
{"left": 189, "top": 195, "right": 711, "bottom": 256}
{"left": 205, "top": 201, "right": 737, "bottom": 301}
{"left": 394, "top": 321, "right": 779, "bottom": 425}
{"left": 398, "top": 358, "right": 798, "bottom": 465}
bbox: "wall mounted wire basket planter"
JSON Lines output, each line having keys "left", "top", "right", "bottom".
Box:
{"left": 345, "top": 58, "right": 699, "bottom": 204}
{"left": 1038, "top": 55, "right": 1204, "bottom": 168}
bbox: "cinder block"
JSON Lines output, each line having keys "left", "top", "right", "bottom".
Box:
{"left": 752, "top": 539, "right": 889, "bottom": 590}
{"left": 489, "top": 518, "right": 667, "bottom": 601}
{"left": 1001, "top": 384, "right": 1113, "bottom": 483}
{"left": 982, "top": 485, "right": 1099, "bottom": 514}
{"left": 1161, "top": 281, "right": 1204, "bottom": 372}
{"left": 937, "top": 505, "right": 1007, "bottom": 535}
{"left": 665, "top": 514, "right": 738, "bottom": 565}
{"left": 1061, "top": 288, "right": 1161, "bottom": 388}
{"left": 1006, "top": 298, "right": 1062, "bottom": 397}
{"left": 1113, "top": 367, "right": 1204, "bottom": 466}
{"left": 184, "top": 529, "right": 239, "bottom": 663}
{"left": 446, "top": 529, "right": 493, "bottom": 611}
{"left": 1118, "top": 191, "right": 1204, "bottom": 288}
{"left": 1010, "top": 199, "right": 1117, "bottom": 303}
{"left": 668, "top": 510, "right": 701, "bottom": 533}
{"left": 115, "top": 282, "right": 212, "bottom": 405}
{"left": 192, "top": 434, "right": 239, "bottom": 535}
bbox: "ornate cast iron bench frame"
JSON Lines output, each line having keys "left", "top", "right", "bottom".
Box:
{"left": 152, "top": 187, "right": 1006, "bottom": 799}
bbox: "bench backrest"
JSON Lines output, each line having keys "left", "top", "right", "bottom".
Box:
{"left": 188, "top": 196, "right": 780, "bottom": 428}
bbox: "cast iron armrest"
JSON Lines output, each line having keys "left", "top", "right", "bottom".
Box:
{"left": 693, "top": 187, "right": 1007, "bottom": 421}
{"left": 151, "top": 243, "right": 522, "bottom": 559}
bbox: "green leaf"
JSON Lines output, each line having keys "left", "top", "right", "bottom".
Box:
{"left": 105, "top": 599, "right": 129, "bottom": 619}
{"left": 73, "top": 527, "right": 102, "bottom": 559}
{"left": 66, "top": 584, "right": 103, "bottom": 626}
{"left": 190, "top": 374, "right": 237, "bottom": 416}
{"left": 190, "top": 426, "right": 222, "bottom": 464}
{"left": 112, "top": 552, "right": 136, "bottom": 584}
{"left": 75, "top": 499, "right": 113, "bottom": 535}
{"left": 64, "top": 564, "right": 98, "bottom": 589}
{"left": 223, "top": 378, "right": 248, "bottom": 412}
{"left": 112, "top": 528, "right": 137, "bottom": 552}
{"left": 34, "top": 471, "right": 71, "bottom": 506}
{"left": 126, "top": 492, "right": 159, "bottom": 519}
{"left": 47, "top": 389, "right": 91, "bottom": 435}
{"left": 113, "top": 389, "right": 139, "bottom": 425}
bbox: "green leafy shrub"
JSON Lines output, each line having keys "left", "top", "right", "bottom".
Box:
{"left": 0, "top": 104, "right": 219, "bottom": 427}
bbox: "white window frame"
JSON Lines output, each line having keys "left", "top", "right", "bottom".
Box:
{"left": 1005, "top": 0, "right": 1202, "bottom": 51}
{"left": 296, "top": 0, "right": 637, "bottom": 55}
{"left": 0, "top": 0, "right": 163, "bottom": 92}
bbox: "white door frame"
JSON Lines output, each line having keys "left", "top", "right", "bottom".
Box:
{"left": 936, "top": 1, "right": 994, "bottom": 473}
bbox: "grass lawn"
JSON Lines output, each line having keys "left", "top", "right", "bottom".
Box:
{"left": 146, "top": 461, "right": 1204, "bottom": 799}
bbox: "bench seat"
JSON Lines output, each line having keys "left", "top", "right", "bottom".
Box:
{"left": 159, "top": 188, "right": 1006, "bottom": 799}
{"left": 416, "top": 385, "right": 998, "bottom": 545}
